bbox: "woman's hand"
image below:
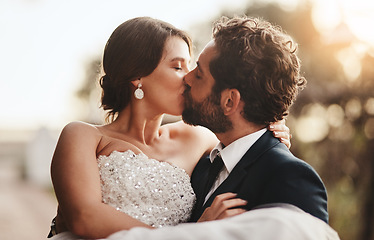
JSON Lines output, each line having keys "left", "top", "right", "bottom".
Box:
{"left": 268, "top": 119, "right": 292, "bottom": 148}
{"left": 197, "top": 193, "right": 247, "bottom": 222}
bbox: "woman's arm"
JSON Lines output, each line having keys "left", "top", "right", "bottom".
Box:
{"left": 51, "top": 122, "right": 152, "bottom": 239}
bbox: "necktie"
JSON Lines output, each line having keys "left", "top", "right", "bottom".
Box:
{"left": 202, "top": 155, "right": 224, "bottom": 198}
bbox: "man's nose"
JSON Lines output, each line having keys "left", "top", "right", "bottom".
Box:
{"left": 183, "top": 72, "right": 192, "bottom": 87}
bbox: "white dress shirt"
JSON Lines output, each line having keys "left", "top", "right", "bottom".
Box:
{"left": 204, "top": 128, "right": 267, "bottom": 203}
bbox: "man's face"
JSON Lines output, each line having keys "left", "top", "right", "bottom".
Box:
{"left": 182, "top": 41, "right": 232, "bottom": 133}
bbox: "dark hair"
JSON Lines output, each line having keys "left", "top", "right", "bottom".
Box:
{"left": 99, "top": 17, "right": 192, "bottom": 121}
{"left": 210, "top": 16, "right": 306, "bottom": 125}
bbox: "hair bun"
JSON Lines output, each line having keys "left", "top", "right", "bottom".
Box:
{"left": 100, "top": 74, "right": 117, "bottom": 112}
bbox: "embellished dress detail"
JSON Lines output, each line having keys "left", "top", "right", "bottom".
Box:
{"left": 97, "top": 150, "right": 196, "bottom": 227}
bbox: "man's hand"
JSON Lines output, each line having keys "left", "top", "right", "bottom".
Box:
{"left": 197, "top": 193, "right": 247, "bottom": 222}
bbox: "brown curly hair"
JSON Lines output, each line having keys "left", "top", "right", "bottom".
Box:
{"left": 209, "top": 16, "right": 306, "bottom": 125}
{"left": 99, "top": 17, "right": 192, "bottom": 121}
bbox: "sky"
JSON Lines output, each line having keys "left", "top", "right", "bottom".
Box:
{"left": 0, "top": 0, "right": 251, "bottom": 131}
{"left": 0, "top": 0, "right": 373, "bottom": 132}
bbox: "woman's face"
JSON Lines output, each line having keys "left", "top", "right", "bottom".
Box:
{"left": 141, "top": 36, "right": 191, "bottom": 116}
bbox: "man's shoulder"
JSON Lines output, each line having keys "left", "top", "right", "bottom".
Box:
{"left": 261, "top": 142, "right": 298, "bottom": 162}
{"left": 263, "top": 145, "right": 313, "bottom": 168}
{"left": 244, "top": 135, "right": 317, "bottom": 174}
{"left": 242, "top": 131, "right": 294, "bottom": 162}
{"left": 250, "top": 144, "right": 323, "bottom": 186}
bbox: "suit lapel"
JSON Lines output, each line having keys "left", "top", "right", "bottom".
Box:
{"left": 232, "top": 130, "right": 280, "bottom": 170}
{"left": 203, "top": 130, "right": 280, "bottom": 208}
{"left": 190, "top": 156, "right": 211, "bottom": 217}
{"left": 195, "top": 172, "right": 210, "bottom": 211}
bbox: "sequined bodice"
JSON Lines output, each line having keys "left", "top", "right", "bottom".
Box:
{"left": 97, "top": 150, "right": 196, "bottom": 227}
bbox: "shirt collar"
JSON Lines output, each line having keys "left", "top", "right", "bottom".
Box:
{"left": 210, "top": 128, "right": 267, "bottom": 173}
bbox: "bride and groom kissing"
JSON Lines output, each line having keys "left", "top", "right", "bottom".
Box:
{"left": 48, "top": 16, "right": 337, "bottom": 240}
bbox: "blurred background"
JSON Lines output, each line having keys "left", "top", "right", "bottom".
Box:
{"left": 1, "top": 0, "right": 373, "bottom": 239}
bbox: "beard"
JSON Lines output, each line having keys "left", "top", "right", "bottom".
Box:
{"left": 182, "top": 88, "right": 232, "bottom": 133}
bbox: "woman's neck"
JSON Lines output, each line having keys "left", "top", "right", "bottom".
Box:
{"left": 110, "top": 105, "right": 165, "bottom": 146}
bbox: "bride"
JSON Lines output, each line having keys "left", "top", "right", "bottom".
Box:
{"left": 48, "top": 17, "right": 291, "bottom": 239}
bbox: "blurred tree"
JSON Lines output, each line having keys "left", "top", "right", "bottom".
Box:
{"left": 76, "top": 57, "right": 105, "bottom": 124}
{"left": 76, "top": 58, "right": 101, "bottom": 104}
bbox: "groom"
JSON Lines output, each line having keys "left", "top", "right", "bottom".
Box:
{"left": 182, "top": 16, "right": 328, "bottom": 223}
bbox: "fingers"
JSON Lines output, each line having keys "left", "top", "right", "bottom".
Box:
{"left": 280, "top": 138, "right": 291, "bottom": 149}
{"left": 268, "top": 120, "right": 292, "bottom": 149}
{"left": 268, "top": 121, "right": 289, "bottom": 132}
{"left": 217, "top": 208, "right": 246, "bottom": 220}
{"left": 198, "top": 193, "right": 247, "bottom": 222}
{"left": 211, "top": 193, "right": 247, "bottom": 213}
{"left": 211, "top": 192, "right": 238, "bottom": 204}
{"left": 213, "top": 197, "right": 247, "bottom": 213}
{"left": 272, "top": 130, "right": 287, "bottom": 138}
{"left": 270, "top": 127, "right": 292, "bottom": 149}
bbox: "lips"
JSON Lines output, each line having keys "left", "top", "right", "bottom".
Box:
{"left": 182, "top": 88, "right": 192, "bottom": 108}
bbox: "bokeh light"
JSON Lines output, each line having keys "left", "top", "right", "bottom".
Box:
{"left": 295, "top": 104, "right": 329, "bottom": 142}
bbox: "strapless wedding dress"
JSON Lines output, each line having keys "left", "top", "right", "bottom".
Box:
{"left": 97, "top": 150, "right": 196, "bottom": 227}
{"left": 50, "top": 150, "right": 196, "bottom": 239}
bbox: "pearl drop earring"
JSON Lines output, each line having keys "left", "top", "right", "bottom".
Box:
{"left": 134, "top": 83, "right": 144, "bottom": 100}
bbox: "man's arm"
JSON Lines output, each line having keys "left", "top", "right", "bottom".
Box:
{"left": 260, "top": 158, "right": 328, "bottom": 223}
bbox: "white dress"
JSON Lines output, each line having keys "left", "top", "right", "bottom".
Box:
{"left": 50, "top": 150, "right": 196, "bottom": 239}
{"left": 97, "top": 150, "right": 196, "bottom": 227}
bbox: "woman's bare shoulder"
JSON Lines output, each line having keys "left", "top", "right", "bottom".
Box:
{"left": 61, "top": 121, "right": 101, "bottom": 133}
{"left": 58, "top": 121, "right": 103, "bottom": 144}
{"left": 164, "top": 121, "right": 218, "bottom": 150}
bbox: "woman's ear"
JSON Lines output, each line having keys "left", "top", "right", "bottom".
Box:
{"left": 130, "top": 78, "right": 141, "bottom": 88}
{"left": 221, "top": 89, "right": 241, "bottom": 115}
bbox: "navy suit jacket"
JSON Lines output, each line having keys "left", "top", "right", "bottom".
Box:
{"left": 190, "top": 130, "right": 328, "bottom": 223}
